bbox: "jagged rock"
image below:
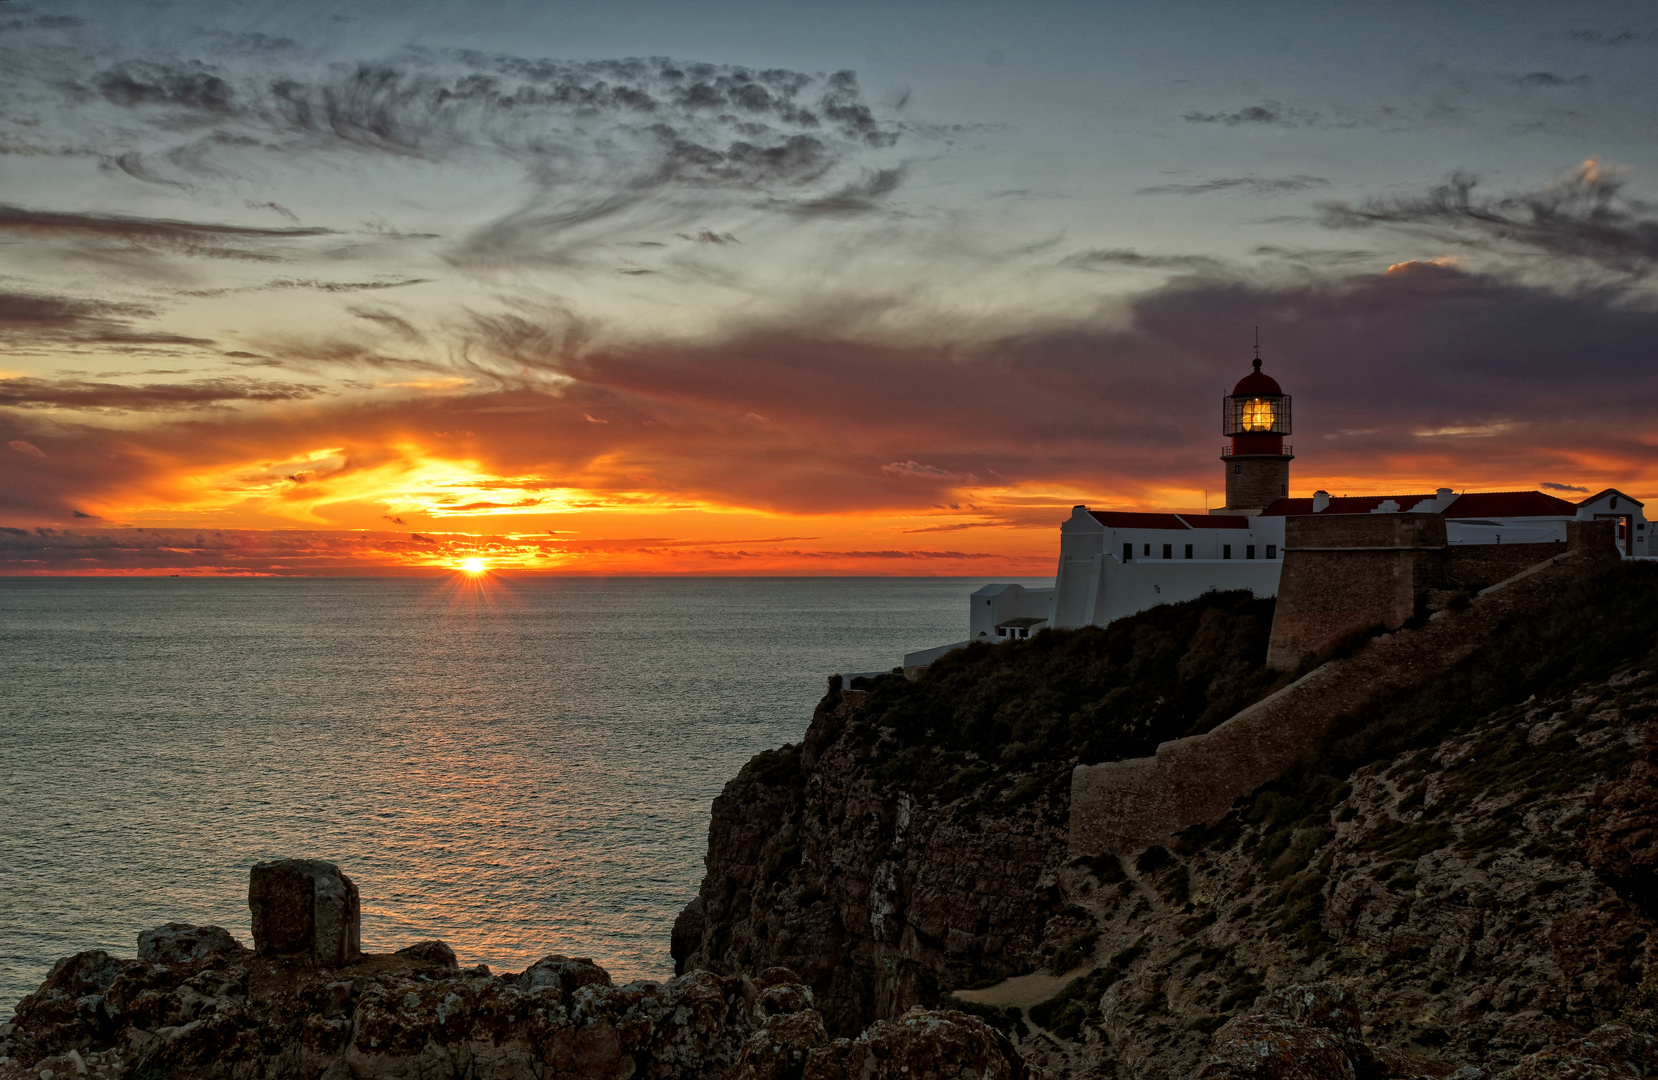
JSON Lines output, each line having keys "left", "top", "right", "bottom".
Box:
{"left": 247, "top": 859, "right": 360, "bottom": 967}
{"left": 672, "top": 896, "right": 705, "bottom": 975}
{"left": 515, "top": 953, "right": 612, "bottom": 993}
{"left": 1579, "top": 732, "right": 1658, "bottom": 912}
{"left": 135, "top": 924, "right": 245, "bottom": 965}
{"left": 392, "top": 940, "right": 457, "bottom": 968}
{"left": 733, "top": 1011, "right": 830, "bottom": 1080}
{"left": 0, "top": 942, "right": 965, "bottom": 1080}
{"left": 1490, "top": 1019, "right": 1655, "bottom": 1078}
{"left": 1197, "top": 982, "right": 1365, "bottom": 1080}
{"left": 798, "top": 1007, "right": 1031, "bottom": 1080}
{"left": 6, "top": 951, "right": 139, "bottom": 1066}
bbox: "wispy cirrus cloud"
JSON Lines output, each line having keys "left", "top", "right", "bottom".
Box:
{"left": 1182, "top": 100, "right": 1323, "bottom": 127}
{"left": 0, "top": 375, "right": 322, "bottom": 410}
{"left": 0, "top": 292, "right": 214, "bottom": 349}
{"left": 1318, "top": 159, "right": 1658, "bottom": 276}
{"left": 1135, "top": 176, "right": 1332, "bottom": 197}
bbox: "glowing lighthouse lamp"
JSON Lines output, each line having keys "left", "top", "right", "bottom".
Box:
{"left": 1220, "top": 338, "right": 1294, "bottom": 514}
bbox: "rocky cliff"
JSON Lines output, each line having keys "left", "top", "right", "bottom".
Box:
{"left": 675, "top": 591, "right": 1286, "bottom": 1035}
{"left": 681, "top": 562, "right": 1658, "bottom": 1077}
{"left": 0, "top": 879, "right": 1031, "bottom": 1080}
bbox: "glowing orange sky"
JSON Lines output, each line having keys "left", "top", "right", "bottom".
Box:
{"left": 4, "top": 9, "right": 1658, "bottom": 576}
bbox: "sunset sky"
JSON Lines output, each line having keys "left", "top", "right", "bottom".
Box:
{"left": 3, "top": 0, "right": 1657, "bottom": 574}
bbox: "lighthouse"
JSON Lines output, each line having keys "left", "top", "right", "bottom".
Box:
{"left": 1221, "top": 348, "right": 1293, "bottom": 514}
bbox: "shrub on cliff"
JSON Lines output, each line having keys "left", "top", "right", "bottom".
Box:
{"left": 857, "top": 590, "right": 1285, "bottom": 802}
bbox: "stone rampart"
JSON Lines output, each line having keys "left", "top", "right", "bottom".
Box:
{"left": 1069, "top": 520, "right": 1619, "bottom": 855}
{"left": 1264, "top": 514, "right": 1448, "bottom": 671}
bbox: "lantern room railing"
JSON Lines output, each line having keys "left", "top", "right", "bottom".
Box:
{"left": 1221, "top": 445, "right": 1292, "bottom": 458}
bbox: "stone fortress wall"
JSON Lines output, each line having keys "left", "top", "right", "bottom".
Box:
{"left": 1069, "top": 518, "right": 1619, "bottom": 855}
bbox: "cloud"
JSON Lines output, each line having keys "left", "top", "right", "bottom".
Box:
{"left": 1135, "top": 176, "right": 1331, "bottom": 197}
{"left": 1317, "top": 160, "right": 1658, "bottom": 276}
{"left": 1569, "top": 29, "right": 1652, "bottom": 45}
{"left": 6, "top": 248, "right": 1658, "bottom": 536}
{"left": 1542, "top": 482, "right": 1590, "bottom": 492}
{"left": 782, "top": 167, "right": 904, "bottom": 215}
{"left": 881, "top": 460, "right": 954, "bottom": 479}
{"left": 0, "top": 291, "right": 215, "bottom": 348}
{"left": 95, "top": 61, "right": 237, "bottom": 114}
{"left": 0, "top": 204, "right": 334, "bottom": 263}
{"left": 1512, "top": 72, "right": 1591, "bottom": 88}
{"left": 1182, "top": 101, "right": 1320, "bottom": 127}
{"left": 1062, "top": 248, "right": 1229, "bottom": 274}
{"left": 8, "top": 440, "right": 45, "bottom": 458}
{"left": 0, "top": 375, "right": 322, "bottom": 410}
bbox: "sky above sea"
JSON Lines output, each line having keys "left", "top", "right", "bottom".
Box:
{"left": 3, "top": 1, "right": 1657, "bottom": 574}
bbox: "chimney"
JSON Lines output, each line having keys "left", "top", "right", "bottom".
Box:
{"left": 1312, "top": 490, "right": 1330, "bottom": 513}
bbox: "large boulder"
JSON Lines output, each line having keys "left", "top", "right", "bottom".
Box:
{"left": 800, "top": 1007, "right": 1030, "bottom": 1080}
{"left": 136, "top": 924, "right": 246, "bottom": 965}
{"left": 247, "top": 858, "right": 359, "bottom": 967}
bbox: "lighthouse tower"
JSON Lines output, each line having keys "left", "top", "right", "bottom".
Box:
{"left": 1220, "top": 347, "right": 1293, "bottom": 514}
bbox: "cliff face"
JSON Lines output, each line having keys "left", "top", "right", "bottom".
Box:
{"left": 684, "top": 562, "right": 1658, "bottom": 1078}
{"left": 678, "top": 592, "right": 1284, "bottom": 1037}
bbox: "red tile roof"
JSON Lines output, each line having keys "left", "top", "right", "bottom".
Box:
{"left": 1182, "top": 514, "right": 1252, "bottom": 529}
{"left": 1445, "top": 490, "right": 1579, "bottom": 518}
{"left": 1088, "top": 511, "right": 1192, "bottom": 529}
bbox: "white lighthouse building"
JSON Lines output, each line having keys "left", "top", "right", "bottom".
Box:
{"left": 902, "top": 350, "right": 1650, "bottom": 672}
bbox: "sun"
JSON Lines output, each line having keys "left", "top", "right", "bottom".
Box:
{"left": 460, "top": 557, "right": 488, "bottom": 574}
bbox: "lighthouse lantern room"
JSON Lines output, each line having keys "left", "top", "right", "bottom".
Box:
{"left": 1221, "top": 349, "right": 1293, "bottom": 514}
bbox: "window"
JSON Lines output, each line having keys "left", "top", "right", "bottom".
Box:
{"left": 1162, "top": 543, "right": 1172, "bottom": 560}
{"left": 1223, "top": 544, "right": 1232, "bottom": 559}
{"left": 1234, "top": 464, "right": 1242, "bottom": 475}
{"left": 1184, "top": 544, "right": 1193, "bottom": 559}
{"left": 1247, "top": 544, "right": 1256, "bottom": 559}
{"left": 1611, "top": 496, "right": 1619, "bottom": 509}
{"left": 1143, "top": 543, "right": 1151, "bottom": 556}
{"left": 1266, "top": 544, "right": 1277, "bottom": 559}
{"left": 1123, "top": 543, "right": 1132, "bottom": 562}
{"left": 997, "top": 627, "right": 1006, "bottom": 636}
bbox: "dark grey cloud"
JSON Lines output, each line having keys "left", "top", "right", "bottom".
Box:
{"left": 177, "top": 277, "right": 431, "bottom": 298}
{"left": 0, "top": 292, "right": 213, "bottom": 348}
{"left": 1182, "top": 100, "right": 1320, "bottom": 127}
{"left": 1135, "top": 175, "right": 1331, "bottom": 197}
{"left": 0, "top": 375, "right": 321, "bottom": 410}
{"left": 0, "top": 205, "right": 331, "bottom": 241}
{"left": 81, "top": 54, "right": 896, "bottom": 166}
{"left": 783, "top": 167, "right": 904, "bottom": 215}
{"left": 1542, "top": 482, "right": 1590, "bottom": 492}
{"left": 0, "top": 13, "right": 84, "bottom": 30}
{"left": 1513, "top": 72, "right": 1591, "bottom": 88}
{"left": 1062, "top": 248, "right": 1228, "bottom": 274}
{"left": 1569, "top": 29, "right": 1654, "bottom": 45}
{"left": 1251, "top": 245, "right": 1375, "bottom": 266}
{"left": 1318, "top": 163, "right": 1658, "bottom": 276}
{"left": 95, "top": 61, "right": 236, "bottom": 114}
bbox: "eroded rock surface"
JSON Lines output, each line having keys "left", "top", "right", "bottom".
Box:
{"left": 0, "top": 928, "right": 1029, "bottom": 1080}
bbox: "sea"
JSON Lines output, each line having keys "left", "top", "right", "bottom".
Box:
{"left": 0, "top": 575, "right": 1037, "bottom": 1010}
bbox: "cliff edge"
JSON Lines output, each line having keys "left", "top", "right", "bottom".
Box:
{"left": 682, "top": 561, "right": 1658, "bottom": 1077}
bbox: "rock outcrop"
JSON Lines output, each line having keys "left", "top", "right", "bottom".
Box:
{"left": 684, "top": 561, "right": 1658, "bottom": 1077}
{"left": 0, "top": 872, "right": 1031, "bottom": 1080}
{"left": 248, "top": 858, "right": 360, "bottom": 967}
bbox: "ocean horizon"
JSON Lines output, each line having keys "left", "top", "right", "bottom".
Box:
{"left": 0, "top": 575, "right": 1044, "bottom": 1009}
